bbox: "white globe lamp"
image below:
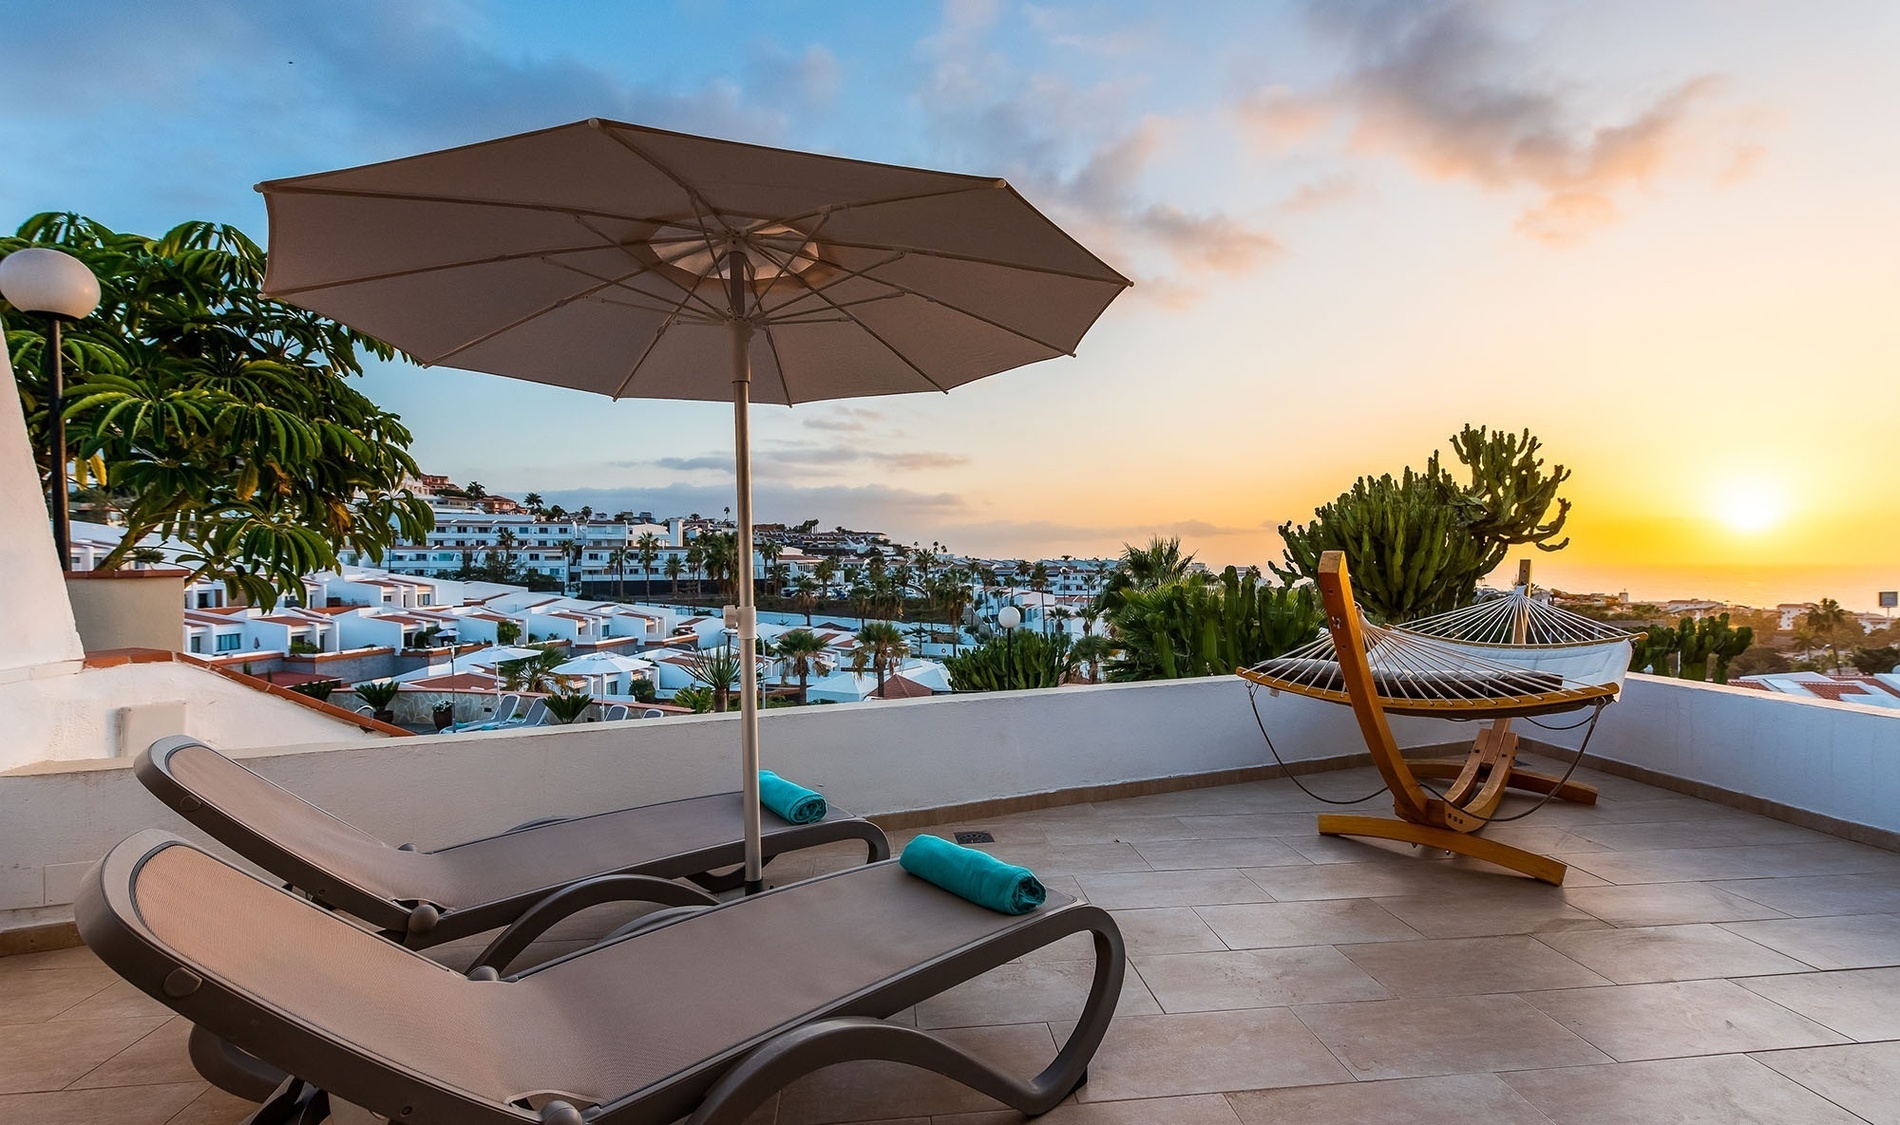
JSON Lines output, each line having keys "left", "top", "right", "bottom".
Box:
{"left": 1, "top": 247, "right": 102, "bottom": 570}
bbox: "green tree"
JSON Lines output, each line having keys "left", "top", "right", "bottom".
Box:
{"left": 683, "top": 641, "right": 746, "bottom": 712}
{"left": 663, "top": 552, "right": 684, "bottom": 596}
{"left": 635, "top": 531, "right": 661, "bottom": 597}
{"left": 773, "top": 627, "right": 829, "bottom": 702}
{"left": 1099, "top": 536, "right": 1196, "bottom": 615}
{"left": 1274, "top": 426, "right": 1571, "bottom": 622}
{"left": 1851, "top": 645, "right": 1900, "bottom": 675}
{"left": 2, "top": 214, "right": 430, "bottom": 605}
{"left": 523, "top": 491, "right": 543, "bottom": 515}
{"left": 1795, "top": 599, "right": 1860, "bottom": 673}
{"left": 851, "top": 621, "right": 909, "bottom": 697}
{"left": 944, "top": 630, "right": 1076, "bottom": 691}
{"left": 1107, "top": 567, "right": 1322, "bottom": 681}
{"left": 1071, "top": 634, "right": 1114, "bottom": 684}
{"left": 498, "top": 649, "right": 565, "bottom": 694}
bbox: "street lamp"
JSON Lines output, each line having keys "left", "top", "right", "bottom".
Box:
{"left": 997, "top": 603, "right": 1022, "bottom": 672}
{"left": 0, "top": 247, "right": 102, "bottom": 570}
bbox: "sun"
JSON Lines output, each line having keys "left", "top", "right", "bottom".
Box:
{"left": 1711, "top": 480, "right": 1787, "bottom": 534}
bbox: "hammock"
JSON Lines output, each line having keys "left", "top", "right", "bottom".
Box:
{"left": 1239, "top": 588, "right": 1635, "bottom": 719}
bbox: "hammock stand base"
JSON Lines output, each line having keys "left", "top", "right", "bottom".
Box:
{"left": 1310, "top": 552, "right": 1597, "bottom": 886}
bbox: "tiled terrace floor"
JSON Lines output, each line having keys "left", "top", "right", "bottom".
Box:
{"left": 5, "top": 755, "right": 1900, "bottom": 1124}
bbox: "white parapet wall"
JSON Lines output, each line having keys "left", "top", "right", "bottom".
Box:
{"left": 1583, "top": 672, "right": 1900, "bottom": 839}
{"left": 0, "top": 677, "right": 1406, "bottom": 928}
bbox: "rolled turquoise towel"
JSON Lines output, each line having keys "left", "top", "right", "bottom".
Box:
{"left": 758, "top": 770, "right": 827, "bottom": 824}
{"left": 899, "top": 834, "right": 1046, "bottom": 914}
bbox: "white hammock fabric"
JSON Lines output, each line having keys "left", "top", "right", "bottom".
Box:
{"left": 1239, "top": 588, "right": 1634, "bottom": 719}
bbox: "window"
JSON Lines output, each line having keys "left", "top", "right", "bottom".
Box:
{"left": 215, "top": 633, "right": 242, "bottom": 653}
{"left": 420, "top": 594, "right": 434, "bottom": 605}
{"left": 189, "top": 636, "right": 203, "bottom": 653}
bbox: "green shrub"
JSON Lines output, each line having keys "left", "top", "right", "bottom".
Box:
{"left": 354, "top": 680, "right": 401, "bottom": 709}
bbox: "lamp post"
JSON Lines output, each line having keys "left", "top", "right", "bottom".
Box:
{"left": 0, "top": 248, "right": 102, "bottom": 570}
{"left": 997, "top": 604, "right": 1022, "bottom": 676}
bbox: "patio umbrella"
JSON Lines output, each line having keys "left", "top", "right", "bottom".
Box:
{"left": 553, "top": 651, "right": 656, "bottom": 696}
{"left": 257, "top": 117, "right": 1129, "bottom": 891}
{"left": 455, "top": 644, "right": 544, "bottom": 670}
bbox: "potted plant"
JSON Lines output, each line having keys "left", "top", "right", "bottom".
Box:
{"left": 542, "top": 690, "right": 595, "bottom": 725}
{"left": 355, "top": 680, "right": 402, "bottom": 724}
{"left": 430, "top": 700, "right": 456, "bottom": 731}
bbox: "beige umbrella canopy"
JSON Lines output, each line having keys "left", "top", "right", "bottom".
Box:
{"left": 256, "top": 117, "right": 1129, "bottom": 890}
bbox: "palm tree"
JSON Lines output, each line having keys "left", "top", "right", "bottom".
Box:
{"left": 851, "top": 621, "right": 908, "bottom": 698}
{"left": 1798, "top": 598, "right": 1859, "bottom": 672}
{"left": 1099, "top": 536, "right": 1197, "bottom": 614}
{"left": 579, "top": 505, "right": 595, "bottom": 522}
{"left": 814, "top": 556, "right": 838, "bottom": 598}
{"left": 464, "top": 481, "right": 486, "bottom": 500}
{"left": 685, "top": 539, "right": 706, "bottom": 602}
{"left": 1072, "top": 634, "right": 1114, "bottom": 683}
{"left": 774, "top": 627, "right": 828, "bottom": 703}
{"left": 684, "top": 641, "right": 746, "bottom": 712}
{"left": 663, "top": 552, "right": 684, "bottom": 598}
{"left": 523, "top": 492, "right": 543, "bottom": 515}
{"left": 606, "top": 546, "right": 630, "bottom": 599}
{"left": 793, "top": 575, "right": 820, "bottom": 624}
{"left": 635, "top": 532, "right": 661, "bottom": 597}
{"left": 498, "top": 649, "right": 564, "bottom": 694}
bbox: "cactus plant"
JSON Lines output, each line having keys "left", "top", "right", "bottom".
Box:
{"left": 1274, "top": 426, "right": 1570, "bottom": 622}
{"left": 943, "top": 630, "right": 1077, "bottom": 691}
{"left": 1105, "top": 567, "right": 1322, "bottom": 681}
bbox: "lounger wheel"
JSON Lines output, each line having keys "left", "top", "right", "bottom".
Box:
{"left": 188, "top": 1024, "right": 289, "bottom": 1101}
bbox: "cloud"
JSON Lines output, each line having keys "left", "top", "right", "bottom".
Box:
{"left": 913, "top": 13, "right": 1281, "bottom": 303}
{"left": 1232, "top": 0, "right": 1752, "bottom": 245}
{"left": 1277, "top": 175, "right": 1360, "bottom": 214}
{"left": 636, "top": 443, "right": 968, "bottom": 477}
{"left": 802, "top": 406, "right": 883, "bottom": 433}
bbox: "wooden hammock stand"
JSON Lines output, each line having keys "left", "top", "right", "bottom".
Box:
{"left": 1311, "top": 551, "right": 1599, "bottom": 885}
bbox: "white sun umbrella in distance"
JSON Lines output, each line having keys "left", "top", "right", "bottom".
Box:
{"left": 455, "top": 644, "right": 544, "bottom": 670}
{"left": 256, "top": 118, "right": 1130, "bottom": 891}
{"left": 553, "top": 651, "right": 656, "bottom": 696}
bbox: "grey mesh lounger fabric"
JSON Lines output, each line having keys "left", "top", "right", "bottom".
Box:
{"left": 136, "top": 736, "right": 891, "bottom": 948}
{"left": 79, "top": 830, "right": 1125, "bottom": 1125}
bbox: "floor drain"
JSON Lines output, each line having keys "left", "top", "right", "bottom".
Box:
{"left": 954, "top": 831, "right": 995, "bottom": 845}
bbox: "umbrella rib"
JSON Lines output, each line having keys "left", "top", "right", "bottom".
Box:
{"left": 813, "top": 237, "right": 1131, "bottom": 285}
{"left": 566, "top": 215, "right": 730, "bottom": 321}
{"left": 755, "top": 243, "right": 951, "bottom": 394}
{"left": 259, "top": 184, "right": 691, "bottom": 227}
{"left": 755, "top": 315, "right": 796, "bottom": 405}
{"left": 591, "top": 125, "right": 734, "bottom": 244}
{"left": 765, "top": 181, "right": 1008, "bottom": 233}
{"left": 755, "top": 246, "right": 1079, "bottom": 357}
{"left": 426, "top": 267, "right": 651, "bottom": 366}
{"left": 608, "top": 286, "right": 701, "bottom": 400}
{"left": 265, "top": 242, "right": 628, "bottom": 298}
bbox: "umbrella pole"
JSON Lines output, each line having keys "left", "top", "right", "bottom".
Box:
{"left": 727, "top": 253, "right": 765, "bottom": 894}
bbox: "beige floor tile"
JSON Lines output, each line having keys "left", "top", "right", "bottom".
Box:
{"left": 69, "top": 1017, "right": 201, "bottom": 1089}
{"left": 1172, "top": 813, "right": 1335, "bottom": 839}
{"left": 1566, "top": 818, "right": 1833, "bottom": 852}
{"left": 1500, "top": 1053, "right": 1865, "bottom": 1124}
{"left": 1278, "top": 833, "right": 1456, "bottom": 866}
{"left": 968, "top": 1092, "right": 1243, "bottom": 1124}
{"left": 1534, "top": 923, "right": 1811, "bottom": 983}
{"left": 1226, "top": 1072, "right": 1551, "bottom": 1125}
{"left": 0, "top": 1017, "right": 165, "bottom": 1094}
{"left": 913, "top": 959, "right": 1158, "bottom": 1029}
{"left": 51, "top": 979, "right": 181, "bottom": 1024}
{"left": 0, "top": 946, "right": 108, "bottom": 974}
{"left": 1735, "top": 967, "right": 1900, "bottom": 1041}
{"left": 0, "top": 1082, "right": 205, "bottom": 1125}
{"left": 1240, "top": 861, "right": 1462, "bottom": 902}
{"left": 163, "top": 1084, "right": 259, "bottom": 1125}
{"left": 1374, "top": 886, "right": 1608, "bottom": 939}
{"left": 775, "top": 1022, "right": 1056, "bottom": 1124}
{"left": 1561, "top": 881, "right": 1786, "bottom": 927}
{"left": 971, "top": 842, "right": 1153, "bottom": 877}
{"left": 1073, "top": 870, "right": 1272, "bottom": 911}
{"left": 1337, "top": 935, "right": 1610, "bottom": 997}
{"left": 1560, "top": 842, "right": 1900, "bottom": 885}
{"left": 1097, "top": 908, "right": 1226, "bottom": 957}
{"left": 0, "top": 968, "right": 114, "bottom": 1025}
{"left": 1751, "top": 1040, "right": 1900, "bottom": 1125}
{"left": 1712, "top": 872, "right": 1900, "bottom": 918}
{"left": 1194, "top": 899, "right": 1421, "bottom": 949}
{"left": 1720, "top": 913, "right": 1900, "bottom": 970}
{"left": 912, "top": 821, "right": 1051, "bottom": 847}
{"left": 1134, "top": 946, "right": 1389, "bottom": 1012}
{"left": 1519, "top": 978, "right": 1847, "bottom": 1061}
{"left": 1070, "top": 1008, "right": 1351, "bottom": 1101}
{"left": 1130, "top": 838, "right": 1311, "bottom": 871}
{"left": 1038, "top": 818, "right": 1199, "bottom": 847}
{"left": 1293, "top": 994, "right": 1609, "bottom": 1080}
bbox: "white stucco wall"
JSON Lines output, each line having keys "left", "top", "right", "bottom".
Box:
{"left": 0, "top": 660, "right": 387, "bottom": 771}
{"left": 1586, "top": 672, "right": 1900, "bottom": 837}
{"left": 0, "top": 336, "right": 85, "bottom": 681}
{"left": 0, "top": 676, "right": 1400, "bottom": 927}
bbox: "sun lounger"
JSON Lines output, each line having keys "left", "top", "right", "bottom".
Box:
{"left": 136, "top": 736, "right": 891, "bottom": 947}
{"left": 78, "top": 830, "right": 1123, "bottom": 1125}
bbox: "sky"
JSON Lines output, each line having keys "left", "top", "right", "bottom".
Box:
{"left": 3, "top": 0, "right": 1897, "bottom": 609}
